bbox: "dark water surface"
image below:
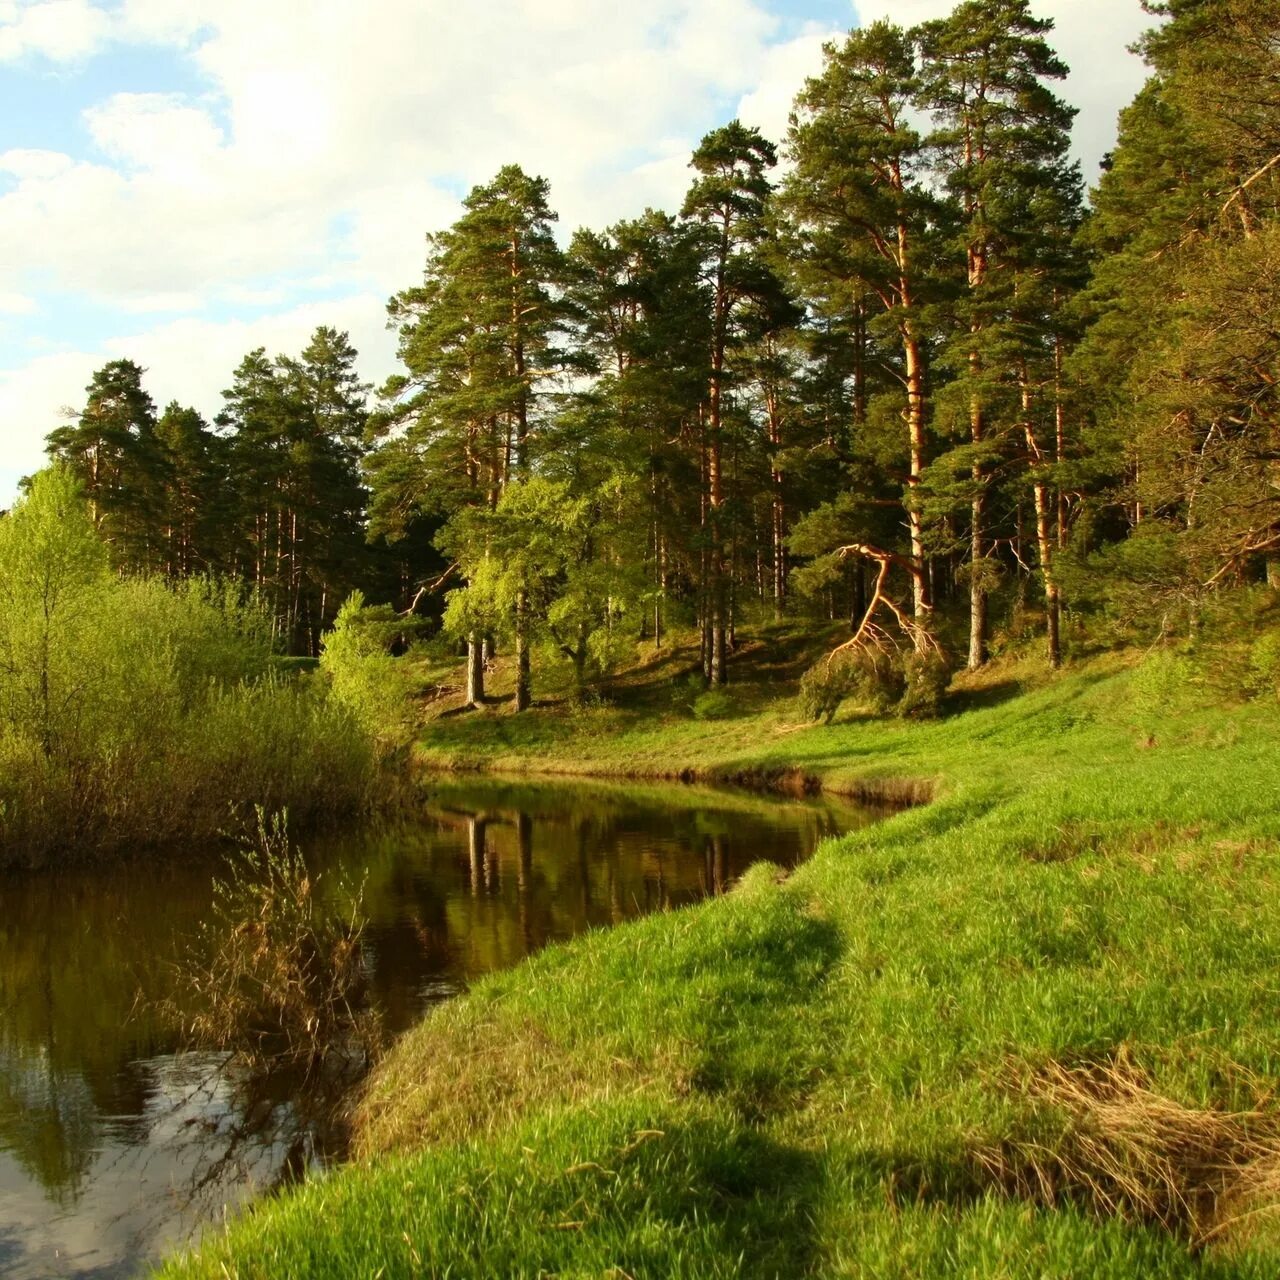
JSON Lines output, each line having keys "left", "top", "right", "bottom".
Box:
{"left": 0, "top": 777, "right": 883, "bottom": 1278}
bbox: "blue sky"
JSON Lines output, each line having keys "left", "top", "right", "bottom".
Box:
{"left": 0, "top": 0, "right": 1150, "bottom": 504}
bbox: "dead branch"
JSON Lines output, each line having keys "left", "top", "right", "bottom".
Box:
{"left": 401, "top": 563, "right": 459, "bottom": 615}
{"left": 1220, "top": 151, "right": 1280, "bottom": 228}
{"left": 1203, "top": 526, "right": 1280, "bottom": 588}
{"left": 826, "top": 543, "right": 939, "bottom": 662}
{"left": 401, "top": 586, "right": 429, "bottom": 617}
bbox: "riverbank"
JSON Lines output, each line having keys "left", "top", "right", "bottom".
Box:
{"left": 159, "top": 643, "right": 1280, "bottom": 1277}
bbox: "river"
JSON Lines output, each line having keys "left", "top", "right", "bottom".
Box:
{"left": 0, "top": 776, "right": 884, "bottom": 1278}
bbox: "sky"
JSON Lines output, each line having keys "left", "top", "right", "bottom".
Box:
{"left": 0, "top": 0, "right": 1153, "bottom": 504}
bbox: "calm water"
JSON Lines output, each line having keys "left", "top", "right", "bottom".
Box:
{"left": 0, "top": 777, "right": 882, "bottom": 1278}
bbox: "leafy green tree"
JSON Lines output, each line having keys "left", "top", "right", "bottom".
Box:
{"left": 0, "top": 466, "right": 108, "bottom": 759}
{"left": 439, "top": 475, "right": 645, "bottom": 702}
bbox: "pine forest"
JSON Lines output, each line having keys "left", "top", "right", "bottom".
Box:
{"left": 36, "top": 0, "right": 1280, "bottom": 707}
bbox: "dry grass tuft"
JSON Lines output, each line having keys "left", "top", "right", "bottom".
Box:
{"left": 978, "top": 1051, "right": 1280, "bottom": 1251}
{"left": 353, "top": 1008, "right": 679, "bottom": 1159}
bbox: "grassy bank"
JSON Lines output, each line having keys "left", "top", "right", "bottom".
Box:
{"left": 159, "top": 636, "right": 1280, "bottom": 1277}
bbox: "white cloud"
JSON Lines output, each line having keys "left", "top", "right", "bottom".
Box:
{"left": 114, "top": 290, "right": 206, "bottom": 314}
{"left": 104, "top": 295, "right": 397, "bottom": 413}
{"left": 85, "top": 93, "right": 225, "bottom": 180}
{"left": 0, "top": 0, "right": 798, "bottom": 313}
{"left": 0, "top": 148, "right": 75, "bottom": 180}
{"left": 737, "top": 25, "right": 844, "bottom": 148}
{"left": 0, "top": 350, "right": 95, "bottom": 498}
{"left": 0, "top": 0, "right": 110, "bottom": 62}
{"left": 116, "top": 0, "right": 208, "bottom": 45}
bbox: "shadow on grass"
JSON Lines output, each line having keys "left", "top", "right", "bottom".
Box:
{"left": 946, "top": 678, "right": 1025, "bottom": 715}
{"left": 167, "top": 1103, "right": 830, "bottom": 1279}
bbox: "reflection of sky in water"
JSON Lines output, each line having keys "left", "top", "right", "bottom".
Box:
{"left": 0, "top": 779, "right": 886, "bottom": 1277}
{"left": 0, "top": 1051, "right": 273, "bottom": 1279}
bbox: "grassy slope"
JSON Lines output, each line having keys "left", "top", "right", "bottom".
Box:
{"left": 159, "top": 637, "right": 1280, "bottom": 1278}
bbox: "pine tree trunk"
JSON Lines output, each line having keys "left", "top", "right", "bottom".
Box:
{"left": 903, "top": 325, "right": 931, "bottom": 621}
{"left": 654, "top": 534, "right": 666, "bottom": 650}
{"left": 710, "top": 590, "right": 726, "bottom": 686}
{"left": 969, "top": 488, "right": 988, "bottom": 670}
{"left": 708, "top": 224, "right": 728, "bottom": 688}
{"left": 466, "top": 634, "right": 485, "bottom": 707}
{"left": 1054, "top": 331, "right": 1069, "bottom": 551}
{"left": 514, "top": 590, "right": 531, "bottom": 712}
{"left": 967, "top": 326, "right": 988, "bottom": 670}
{"left": 1021, "top": 367, "right": 1062, "bottom": 669}
{"left": 1032, "top": 473, "right": 1061, "bottom": 669}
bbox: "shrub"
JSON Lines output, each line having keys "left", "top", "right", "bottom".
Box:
{"left": 798, "top": 660, "right": 856, "bottom": 724}
{"left": 1128, "top": 648, "right": 1201, "bottom": 722}
{"left": 897, "top": 651, "right": 952, "bottom": 719}
{"left": 798, "top": 650, "right": 904, "bottom": 724}
{"left": 0, "top": 469, "right": 387, "bottom": 866}
{"left": 691, "top": 688, "right": 735, "bottom": 721}
{"left": 320, "top": 592, "right": 419, "bottom": 758}
{"left": 1247, "top": 630, "right": 1280, "bottom": 699}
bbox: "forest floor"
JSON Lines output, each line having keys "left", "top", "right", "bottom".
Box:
{"left": 159, "top": 625, "right": 1280, "bottom": 1278}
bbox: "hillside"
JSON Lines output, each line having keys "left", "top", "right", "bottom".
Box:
{"left": 159, "top": 631, "right": 1280, "bottom": 1278}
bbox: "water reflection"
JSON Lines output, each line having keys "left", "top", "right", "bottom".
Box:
{"left": 0, "top": 777, "right": 883, "bottom": 1277}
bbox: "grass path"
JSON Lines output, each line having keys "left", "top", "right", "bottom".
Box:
{"left": 159, "top": 646, "right": 1280, "bottom": 1277}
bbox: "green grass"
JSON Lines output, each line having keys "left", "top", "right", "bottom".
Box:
{"left": 158, "top": 633, "right": 1280, "bottom": 1277}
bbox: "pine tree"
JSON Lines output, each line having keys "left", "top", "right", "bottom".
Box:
{"left": 564, "top": 211, "right": 709, "bottom": 649}
{"left": 47, "top": 359, "right": 167, "bottom": 572}
{"left": 916, "top": 0, "right": 1077, "bottom": 668}
{"left": 1074, "top": 0, "right": 1280, "bottom": 607}
{"left": 154, "top": 402, "right": 223, "bottom": 578}
{"left": 782, "top": 21, "right": 940, "bottom": 630}
{"left": 682, "top": 122, "right": 780, "bottom": 684}
{"left": 367, "top": 165, "right": 569, "bottom": 708}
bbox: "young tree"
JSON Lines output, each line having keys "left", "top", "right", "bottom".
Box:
{"left": 0, "top": 466, "right": 108, "bottom": 759}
